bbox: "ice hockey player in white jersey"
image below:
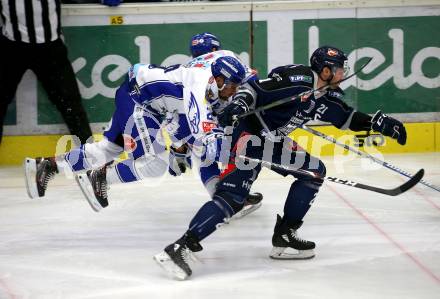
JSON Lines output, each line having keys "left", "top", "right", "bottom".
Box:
{"left": 167, "top": 32, "right": 262, "bottom": 220}
{"left": 24, "top": 53, "right": 246, "bottom": 212}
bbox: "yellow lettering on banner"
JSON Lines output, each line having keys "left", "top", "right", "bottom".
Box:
{"left": 110, "top": 16, "right": 123, "bottom": 25}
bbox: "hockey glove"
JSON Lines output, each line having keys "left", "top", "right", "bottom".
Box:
{"left": 217, "top": 98, "right": 250, "bottom": 128}
{"left": 371, "top": 110, "right": 407, "bottom": 145}
{"left": 168, "top": 145, "right": 192, "bottom": 176}
{"left": 201, "top": 128, "right": 226, "bottom": 164}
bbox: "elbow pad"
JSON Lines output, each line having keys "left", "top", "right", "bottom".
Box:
{"left": 233, "top": 88, "right": 256, "bottom": 109}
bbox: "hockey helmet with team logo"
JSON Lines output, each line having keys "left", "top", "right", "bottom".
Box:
{"left": 207, "top": 56, "right": 246, "bottom": 101}
{"left": 211, "top": 56, "right": 246, "bottom": 85}
{"left": 310, "top": 46, "right": 349, "bottom": 76}
{"left": 190, "top": 32, "right": 222, "bottom": 58}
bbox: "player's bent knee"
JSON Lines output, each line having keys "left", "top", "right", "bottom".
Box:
{"left": 295, "top": 160, "right": 326, "bottom": 189}
{"left": 313, "top": 160, "right": 326, "bottom": 184}
{"left": 212, "top": 190, "right": 246, "bottom": 218}
{"left": 317, "top": 160, "right": 326, "bottom": 177}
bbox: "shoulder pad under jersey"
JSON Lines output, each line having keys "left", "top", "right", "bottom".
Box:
{"left": 265, "top": 65, "right": 314, "bottom": 89}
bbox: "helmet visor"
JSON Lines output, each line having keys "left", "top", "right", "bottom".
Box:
{"left": 218, "top": 81, "right": 241, "bottom": 100}
{"left": 219, "top": 80, "right": 240, "bottom": 92}
{"left": 342, "top": 60, "right": 350, "bottom": 77}
{"left": 332, "top": 60, "right": 350, "bottom": 79}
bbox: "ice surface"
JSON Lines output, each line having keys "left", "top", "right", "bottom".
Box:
{"left": 0, "top": 153, "right": 439, "bottom": 299}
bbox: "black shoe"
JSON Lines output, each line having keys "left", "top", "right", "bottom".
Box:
{"left": 154, "top": 231, "right": 202, "bottom": 280}
{"left": 76, "top": 166, "right": 108, "bottom": 212}
{"left": 24, "top": 157, "right": 58, "bottom": 198}
{"left": 270, "top": 214, "right": 315, "bottom": 259}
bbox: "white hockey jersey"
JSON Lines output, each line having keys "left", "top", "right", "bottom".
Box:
{"left": 127, "top": 50, "right": 243, "bottom": 148}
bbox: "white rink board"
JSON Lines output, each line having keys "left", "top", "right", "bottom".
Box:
{"left": 0, "top": 153, "right": 439, "bottom": 298}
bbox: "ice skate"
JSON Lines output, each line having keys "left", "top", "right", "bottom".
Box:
{"left": 75, "top": 166, "right": 108, "bottom": 212}
{"left": 24, "top": 157, "right": 58, "bottom": 199}
{"left": 270, "top": 214, "right": 315, "bottom": 260}
{"left": 154, "top": 232, "right": 202, "bottom": 280}
{"left": 231, "top": 192, "right": 263, "bottom": 220}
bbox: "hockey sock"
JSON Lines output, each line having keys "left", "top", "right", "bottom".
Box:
{"left": 188, "top": 200, "right": 230, "bottom": 241}
{"left": 283, "top": 179, "right": 321, "bottom": 221}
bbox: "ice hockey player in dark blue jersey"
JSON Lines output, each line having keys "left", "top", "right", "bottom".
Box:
{"left": 154, "top": 46, "right": 407, "bottom": 280}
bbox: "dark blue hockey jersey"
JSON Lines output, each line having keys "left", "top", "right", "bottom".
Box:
{"left": 240, "top": 64, "right": 355, "bottom": 136}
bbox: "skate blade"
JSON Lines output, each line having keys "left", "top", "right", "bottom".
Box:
{"left": 24, "top": 158, "right": 39, "bottom": 199}
{"left": 153, "top": 251, "right": 188, "bottom": 281}
{"left": 231, "top": 202, "right": 262, "bottom": 220}
{"left": 75, "top": 174, "right": 102, "bottom": 212}
{"left": 269, "top": 246, "right": 315, "bottom": 260}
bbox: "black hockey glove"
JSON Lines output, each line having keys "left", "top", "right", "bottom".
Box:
{"left": 168, "top": 145, "right": 192, "bottom": 176}
{"left": 371, "top": 110, "right": 407, "bottom": 145}
{"left": 217, "top": 98, "right": 250, "bottom": 128}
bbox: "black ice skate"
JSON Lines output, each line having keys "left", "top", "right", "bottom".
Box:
{"left": 270, "top": 214, "right": 315, "bottom": 260}
{"left": 75, "top": 166, "right": 109, "bottom": 212}
{"left": 153, "top": 231, "right": 203, "bottom": 280}
{"left": 231, "top": 192, "right": 263, "bottom": 220}
{"left": 24, "top": 157, "right": 58, "bottom": 199}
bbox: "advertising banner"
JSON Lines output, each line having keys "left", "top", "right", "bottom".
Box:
{"left": 3, "top": 3, "right": 439, "bottom": 136}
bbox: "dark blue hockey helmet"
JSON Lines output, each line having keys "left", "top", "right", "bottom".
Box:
{"left": 310, "top": 46, "right": 349, "bottom": 75}
{"left": 211, "top": 56, "right": 246, "bottom": 85}
{"left": 190, "top": 32, "right": 222, "bottom": 58}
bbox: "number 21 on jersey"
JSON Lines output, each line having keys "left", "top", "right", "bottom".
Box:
{"left": 314, "top": 104, "right": 328, "bottom": 120}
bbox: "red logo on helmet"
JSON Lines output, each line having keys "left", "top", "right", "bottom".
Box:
{"left": 123, "top": 134, "right": 137, "bottom": 153}
{"left": 327, "top": 49, "right": 339, "bottom": 57}
{"left": 192, "top": 38, "right": 203, "bottom": 46}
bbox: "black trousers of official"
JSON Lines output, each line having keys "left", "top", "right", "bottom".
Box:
{"left": 0, "top": 35, "right": 92, "bottom": 144}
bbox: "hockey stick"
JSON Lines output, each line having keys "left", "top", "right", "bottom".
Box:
{"left": 238, "top": 155, "right": 424, "bottom": 196}
{"left": 301, "top": 125, "right": 440, "bottom": 192}
{"left": 235, "top": 58, "right": 372, "bottom": 120}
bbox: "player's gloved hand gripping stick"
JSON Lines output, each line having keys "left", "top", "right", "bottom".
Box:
{"left": 301, "top": 125, "right": 440, "bottom": 193}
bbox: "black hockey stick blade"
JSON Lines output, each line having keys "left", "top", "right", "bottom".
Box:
{"left": 238, "top": 155, "right": 424, "bottom": 196}
{"left": 302, "top": 125, "right": 439, "bottom": 193}
{"left": 327, "top": 168, "right": 425, "bottom": 196}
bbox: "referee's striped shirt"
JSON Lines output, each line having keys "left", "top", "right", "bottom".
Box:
{"left": 0, "top": 0, "right": 62, "bottom": 43}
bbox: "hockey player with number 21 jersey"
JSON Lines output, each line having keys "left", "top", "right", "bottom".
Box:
{"left": 24, "top": 52, "right": 247, "bottom": 213}
{"left": 154, "top": 46, "right": 408, "bottom": 280}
